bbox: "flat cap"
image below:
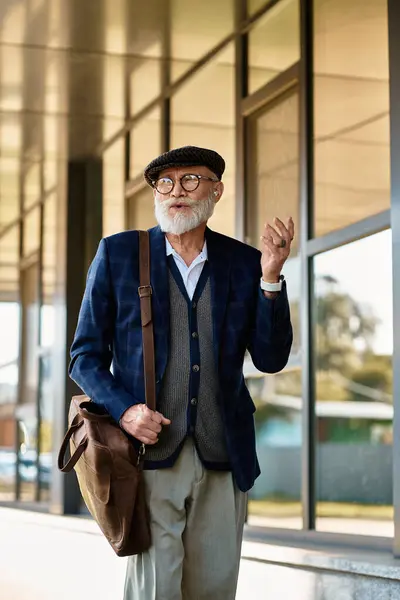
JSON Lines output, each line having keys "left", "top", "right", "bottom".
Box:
{"left": 144, "top": 145, "right": 225, "bottom": 186}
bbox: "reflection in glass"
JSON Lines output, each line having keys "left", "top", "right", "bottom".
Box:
{"left": 313, "top": 0, "right": 390, "bottom": 236}
{"left": 17, "top": 411, "right": 38, "bottom": 502}
{"left": 248, "top": 0, "right": 300, "bottom": 95}
{"left": 314, "top": 231, "right": 393, "bottom": 536}
{"left": 171, "top": 44, "right": 235, "bottom": 237}
{"left": 248, "top": 0, "right": 270, "bottom": 13}
{"left": 20, "top": 262, "right": 39, "bottom": 407}
{"left": 23, "top": 163, "right": 41, "bottom": 210}
{"left": 0, "top": 300, "right": 19, "bottom": 501}
{"left": 130, "top": 58, "right": 161, "bottom": 115}
{"left": 247, "top": 257, "right": 301, "bottom": 529}
{"left": 248, "top": 90, "right": 299, "bottom": 255}
{"left": 170, "top": 0, "right": 234, "bottom": 80}
{"left": 246, "top": 88, "right": 301, "bottom": 529}
{"left": 23, "top": 206, "right": 41, "bottom": 257}
{"left": 0, "top": 158, "right": 19, "bottom": 227}
{"left": 130, "top": 107, "right": 161, "bottom": 179}
{"left": 38, "top": 354, "right": 52, "bottom": 501}
{"left": 103, "top": 138, "right": 125, "bottom": 237}
{"left": 39, "top": 196, "right": 56, "bottom": 501}
{"left": 127, "top": 187, "right": 156, "bottom": 231}
{"left": 0, "top": 224, "right": 19, "bottom": 501}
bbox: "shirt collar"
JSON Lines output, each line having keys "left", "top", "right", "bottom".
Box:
{"left": 165, "top": 236, "right": 208, "bottom": 260}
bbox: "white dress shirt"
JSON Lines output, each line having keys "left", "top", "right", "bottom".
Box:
{"left": 165, "top": 237, "right": 208, "bottom": 300}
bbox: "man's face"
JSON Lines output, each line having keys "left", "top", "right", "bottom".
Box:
{"left": 153, "top": 165, "right": 224, "bottom": 235}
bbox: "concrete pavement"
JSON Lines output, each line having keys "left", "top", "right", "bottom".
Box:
{"left": 0, "top": 507, "right": 281, "bottom": 600}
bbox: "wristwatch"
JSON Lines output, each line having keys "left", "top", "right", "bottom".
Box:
{"left": 260, "top": 275, "right": 284, "bottom": 293}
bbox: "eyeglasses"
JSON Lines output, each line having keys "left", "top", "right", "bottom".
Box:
{"left": 152, "top": 173, "right": 219, "bottom": 195}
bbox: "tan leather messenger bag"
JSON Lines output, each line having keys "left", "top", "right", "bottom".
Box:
{"left": 58, "top": 230, "right": 155, "bottom": 557}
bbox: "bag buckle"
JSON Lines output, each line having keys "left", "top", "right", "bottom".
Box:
{"left": 138, "top": 285, "right": 152, "bottom": 298}
{"left": 137, "top": 443, "right": 146, "bottom": 467}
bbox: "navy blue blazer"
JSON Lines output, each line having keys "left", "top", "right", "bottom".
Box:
{"left": 69, "top": 225, "right": 293, "bottom": 492}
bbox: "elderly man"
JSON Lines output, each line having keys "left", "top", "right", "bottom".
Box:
{"left": 69, "top": 145, "right": 294, "bottom": 600}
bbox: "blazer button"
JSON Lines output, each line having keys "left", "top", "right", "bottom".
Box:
{"left": 192, "top": 364, "right": 200, "bottom": 372}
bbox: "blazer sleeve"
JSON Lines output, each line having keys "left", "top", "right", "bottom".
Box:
{"left": 69, "top": 238, "right": 141, "bottom": 423}
{"left": 247, "top": 281, "right": 293, "bottom": 373}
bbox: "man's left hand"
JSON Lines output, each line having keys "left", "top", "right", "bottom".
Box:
{"left": 260, "top": 217, "right": 295, "bottom": 282}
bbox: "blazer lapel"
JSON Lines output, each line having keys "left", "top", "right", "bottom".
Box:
{"left": 148, "top": 226, "right": 170, "bottom": 380}
{"left": 205, "top": 227, "right": 231, "bottom": 370}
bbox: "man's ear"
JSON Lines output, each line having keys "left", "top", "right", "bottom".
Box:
{"left": 215, "top": 181, "right": 224, "bottom": 203}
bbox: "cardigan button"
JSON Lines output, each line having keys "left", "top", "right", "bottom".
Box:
{"left": 192, "top": 364, "right": 200, "bottom": 372}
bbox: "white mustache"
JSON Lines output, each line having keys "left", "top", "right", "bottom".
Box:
{"left": 162, "top": 198, "right": 198, "bottom": 209}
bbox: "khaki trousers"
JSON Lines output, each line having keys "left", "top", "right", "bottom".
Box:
{"left": 124, "top": 438, "right": 247, "bottom": 600}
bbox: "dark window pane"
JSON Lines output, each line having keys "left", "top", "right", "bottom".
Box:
{"left": 313, "top": 0, "right": 390, "bottom": 236}
{"left": 314, "top": 231, "right": 393, "bottom": 536}
{"left": 248, "top": 0, "right": 300, "bottom": 95}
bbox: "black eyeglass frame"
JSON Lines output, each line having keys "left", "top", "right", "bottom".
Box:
{"left": 152, "top": 173, "right": 220, "bottom": 194}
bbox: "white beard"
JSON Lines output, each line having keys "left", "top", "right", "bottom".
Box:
{"left": 154, "top": 190, "right": 216, "bottom": 235}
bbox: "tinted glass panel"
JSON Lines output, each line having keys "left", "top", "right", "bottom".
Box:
{"left": 314, "top": 231, "right": 393, "bottom": 537}
{"left": 171, "top": 45, "right": 235, "bottom": 237}
{"left": 313, "top": 0, "right": 390, "bottom": 236}
{"left": 246, "top": 91, "right": 301, "bottom": 529}
{"left": 103, "top": 138, "right": 125, "bottom": 237}
{"left": 170, "top": 0, "right": 234, "bottom": 81}
{"left": 130, "top": 107, "right": 161, "bottom": 179}
{"left": 248, "top": 0, "right": 300, "bottom": 95}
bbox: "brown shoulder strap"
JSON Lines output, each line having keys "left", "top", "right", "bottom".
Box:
{"left": 138, "top": 230, "right": 156, "bottom": 412}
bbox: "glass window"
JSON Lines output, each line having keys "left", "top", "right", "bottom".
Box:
{"left": 130, "top": 58, "right": 161, "bottom": 115}
{"left": 248, "top": 0, "right": 300, "bottom": 95}
{"left": 314, "top": 231, "right": 393, "bottom": 537}
{"left": 171, "top": 44, "right": 235, "bottom": 237}
{"left": 127, "top": 187, "right": 157, "bottom": 231}
{"left": 23, "top": 163, "right": 41, "bottom": 210}
{"left": 130, "top": 107, "right": 161, "bottom": 180}
{"left": 39, "top": 194, "right": 56, "bottom": 501}
{"left": 0, "top": 158, "right": 20, "bottom": 227}
{"left": 248, "top": 0, "right": 270, "bottom": 13}
{"left": 247, "top": 90, "right": 300, "bottom": 254}
{"left": 103, "top": 138, "right": 125, "bottom": 237}
{"left": 246, "top": 90, "right": 301, "bottom": 529}
{"left": 170, "top": 0, "right": 234, "bottom": 81}
{"left": 23, "top": 205, "right": 41, "bottom": 257}
{"left": 313, "top": 0, "right": 390, "bottom": 236}
{"left": 0, "top": 226, "right": 19, "bottom": 501}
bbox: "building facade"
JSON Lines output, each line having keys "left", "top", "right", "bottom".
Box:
{"left": 1, "top": 0, "right": 400, "bottom": 595}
